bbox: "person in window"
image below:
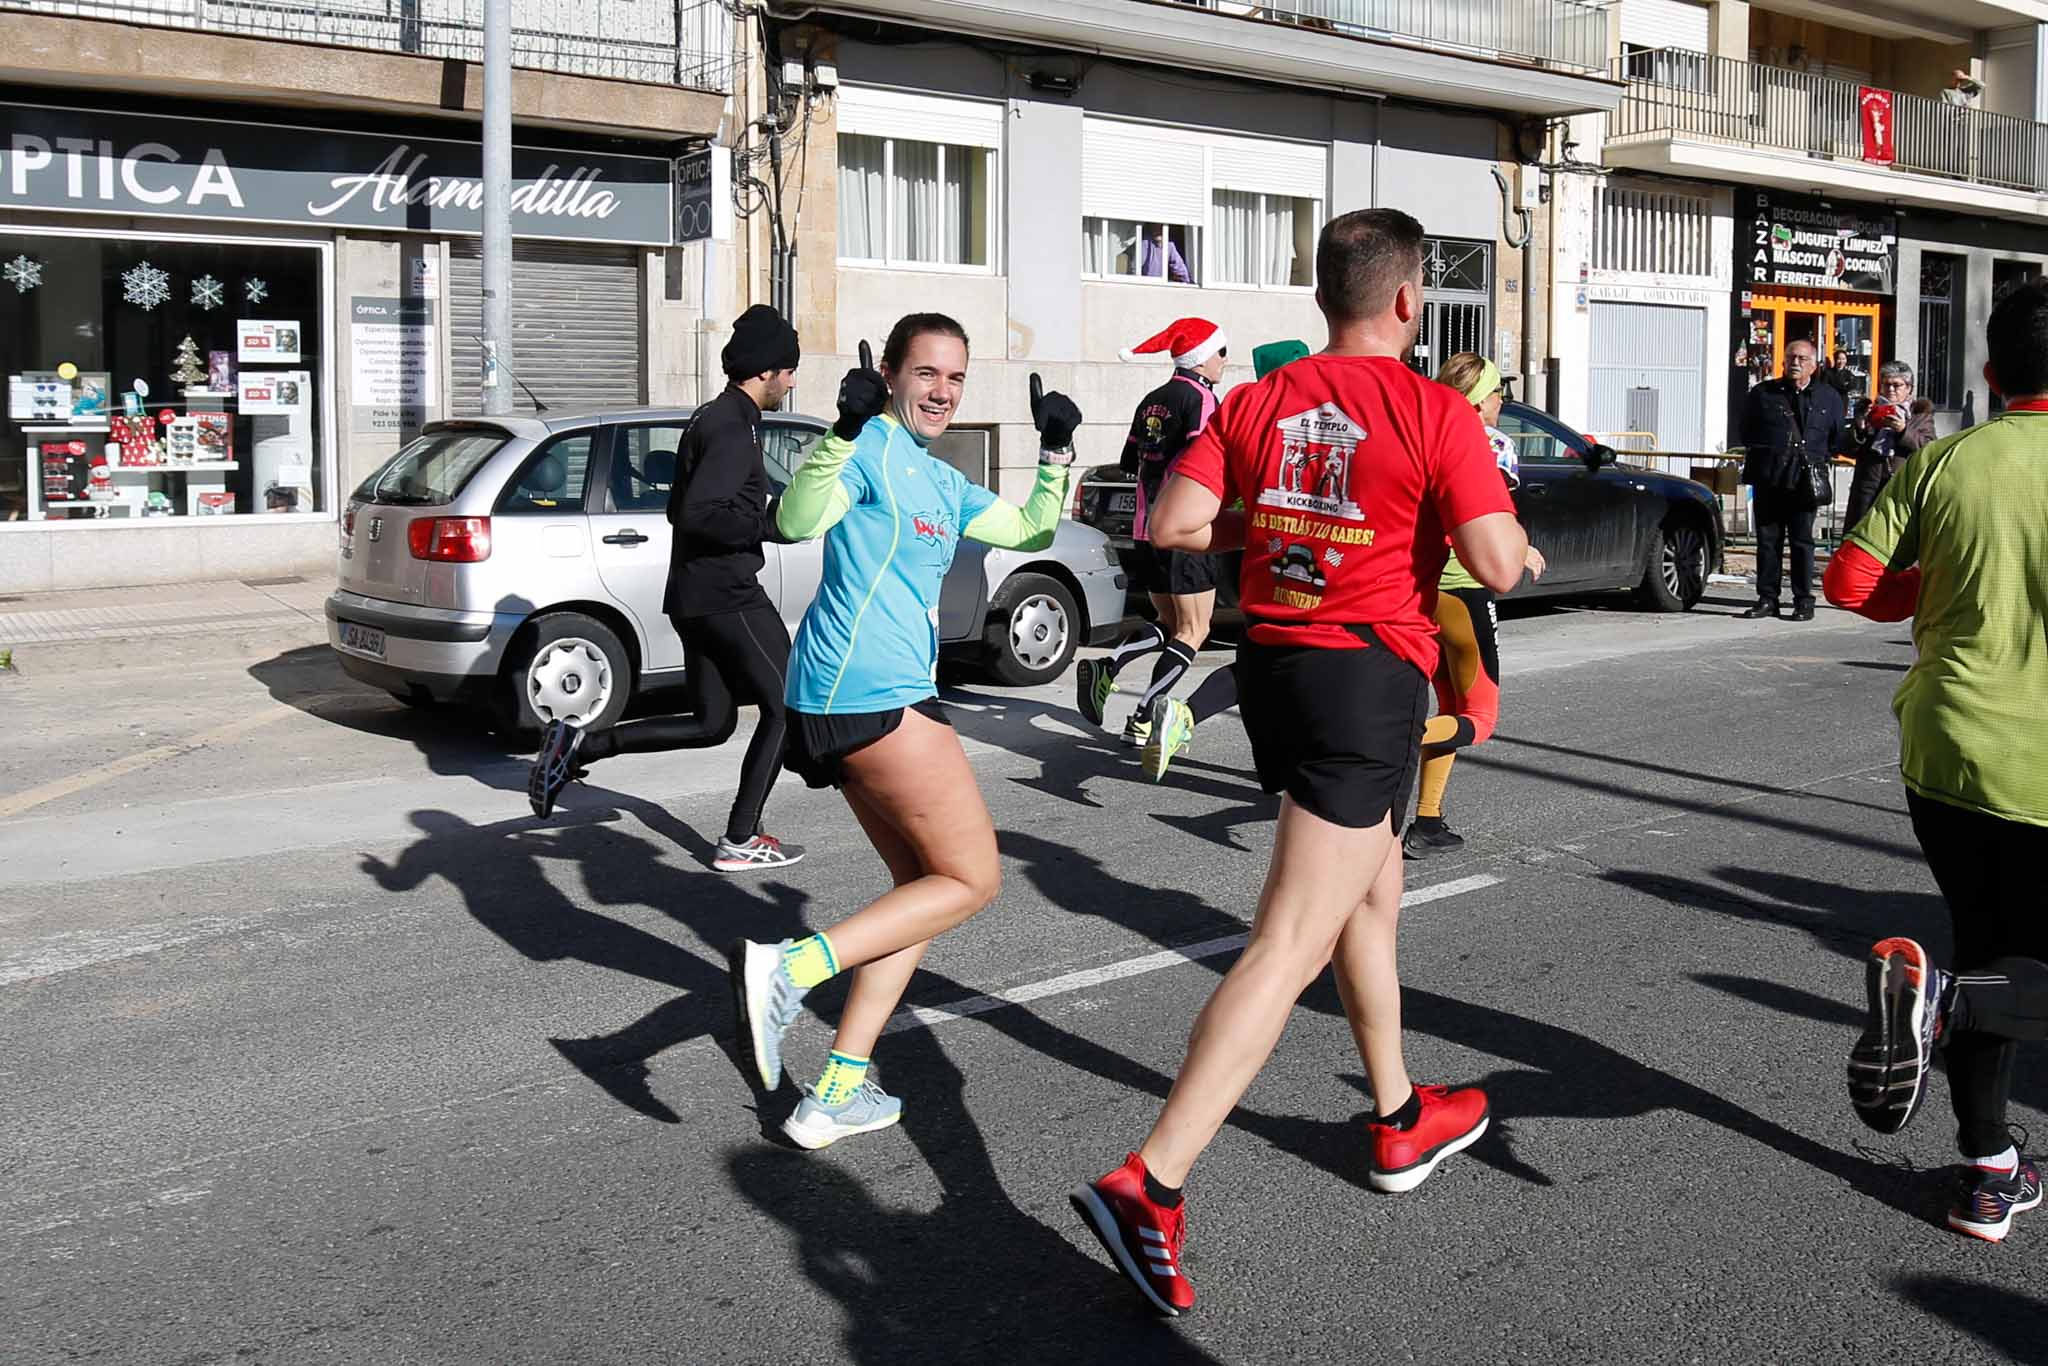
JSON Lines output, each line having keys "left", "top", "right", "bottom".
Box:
{"left": 1740, "top": 338, "right": 1847, "bottom": 621}
{"left": 1075, "top": 318, "right": 1229, "bottom": 751}
{"left": 1134, "top": 227, "right": 1193, "bottom": 284}
{"left": 1844, "top": 360, "right": 1937, "bottom": 531}
{"left": 527, "top": 304, "right": 806, "bottom": 874}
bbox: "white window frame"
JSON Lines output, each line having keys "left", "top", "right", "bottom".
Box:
{"left": 1206, "top": 188, "right": 1323, "bottom": 293}
{"left": 0, "top": 220, "right": 338, "bottom": 532}
{"left": 1080, "top": 117, "right": 1326, "bottom": 293}
{"left": 837, "top": 88, "right": 1001, "bottom": 275}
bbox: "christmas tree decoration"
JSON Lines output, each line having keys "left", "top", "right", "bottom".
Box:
{"left": 244, "top": 277, "right": 268, "bottom": 305}
{"left": 122, "top": 262, "right": 172, "bottom": 311}
{"left": 3, "top": 253, "right": 43, "bottom": 294}
{"left": 170, "top": 336, "right": 208, "bottom": 387}
{"left": 191, "top": 274, "right": 225, "bottom": 311}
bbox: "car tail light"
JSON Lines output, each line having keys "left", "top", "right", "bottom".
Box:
{"left": 341, "top": 502, "right": 357, "bottom": 544}
{"left": 1070, "top": 476, "right": 1089, "bottom": 522}
{"left": 408, "top": 515, "right": 492, "bottom": 562}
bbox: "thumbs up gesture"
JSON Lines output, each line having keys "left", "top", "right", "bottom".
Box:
{"left": 834, "top": 339, "right": 889, "bottom": 440}
{"left": 1028, "top": 372, "right": 1082, "bottom": 459}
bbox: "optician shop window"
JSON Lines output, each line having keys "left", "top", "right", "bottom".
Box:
{"left": 0, "top": 230, "right": 328, "bottom": 523}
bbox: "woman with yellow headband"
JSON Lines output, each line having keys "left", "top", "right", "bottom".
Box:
{"left": 1403, "top": 353, "right": 1545, "bottom": 857}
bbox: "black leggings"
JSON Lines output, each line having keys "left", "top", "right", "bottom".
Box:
{"left": 1907, "top": 790, "right": 2048, "bottom": 1157}
{"left": 581, "top": 605, "right": 790, "bottom": 845}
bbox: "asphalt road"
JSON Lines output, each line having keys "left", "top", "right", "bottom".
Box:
{"left": 4, "top": 591, "right": 2041, "bottom": 1365}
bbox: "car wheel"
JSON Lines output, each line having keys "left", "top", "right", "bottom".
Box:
{"left": 1637, "top": 519, "right": 1709, "bottom": 612}
{"left": 985, "top": 572, "right": 1079, "bottom": 687}
{"left": 500, "top": 611, "right": 632, "bottom": 733}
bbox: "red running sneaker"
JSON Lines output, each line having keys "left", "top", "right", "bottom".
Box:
{"left": 1070, "top": 1153, "right": 1195, "bottom": 1316}
{"left": 1368, "top": 1084, "right": 1490, "bottom": 1193}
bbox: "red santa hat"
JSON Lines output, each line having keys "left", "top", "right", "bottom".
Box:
{"left": 1121, "top": 317, "right": 1227, "bottom": 368}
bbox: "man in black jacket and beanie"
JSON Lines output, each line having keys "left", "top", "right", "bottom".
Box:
{"left": 1740, "top": 338, "right": 1847, "bottom": 621}
{"left": 527, "top": 304, "right": 806, "bottom": 872}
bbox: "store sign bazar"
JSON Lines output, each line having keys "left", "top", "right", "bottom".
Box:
{"left": 0, "top": 103, "right": 672, "bottom": 245}
{"left": 1740, "top": 188, "right": 1895, "bottom": 295}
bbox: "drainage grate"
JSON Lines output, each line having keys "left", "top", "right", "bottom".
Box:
{"left": 241, "top": 576, "right": 307, "bottom": 588}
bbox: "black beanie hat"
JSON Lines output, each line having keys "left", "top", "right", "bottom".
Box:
{"left": 722, "top": 304, "right": 801, "bottom": 380}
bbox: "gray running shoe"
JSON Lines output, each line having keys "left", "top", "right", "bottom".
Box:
{"left": 783, "top": 1078, "right": 904, "bottom": 1150}
{"left": 731, "top": 938, "right": 809, "bottom": 1091}
{"left": 714, "top": 834, "right": 806, "bottom": 873}
{"left": 1121, "top": 712, "right": 1153, "bottom": 748}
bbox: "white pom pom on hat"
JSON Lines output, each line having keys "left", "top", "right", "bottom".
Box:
{"left": 1120, "top": 317, "right": 1227, "bottom": 367}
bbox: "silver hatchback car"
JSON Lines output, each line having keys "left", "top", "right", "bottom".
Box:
{"left": 326, "top": 407, "right": 1128, "bottom": 730}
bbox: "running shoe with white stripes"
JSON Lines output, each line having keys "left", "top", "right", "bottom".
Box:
{"left": 1120, "top": 712, "right": 1152, "bottom": 748}
{"left": 1070, "top": 1152, "right": 1195, "bottom": 1316}
{"left": 1076, "top": 657, "right": 1119, "bottom": 729}
{"left": 527, "top": 720, "right": 586, "bottom": 819}
{"left": 730, "top": 938, "right": 810, "bottom": 1092}
{"left": 1950, "top": 1156, "right": 2043, "bottom": 1242}
{"left": 783, "top": 1078, "right": 903, "bottom": 1150}
{"left": 1142, "top": 696, "right": 1194, "bottom": 782}
{"left": 713, "top": 834, "right": 806, "bottom": 873}
{"left": 1848, "top": 936, "right": 1950, "bottom": 1135}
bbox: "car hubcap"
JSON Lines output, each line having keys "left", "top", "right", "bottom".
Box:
{"left": 1010, "top": 594, "right": 1069, "bottom": 671}
{"left": 1662, "top": 530, "right": 1706, "bottom": 603}
{"left": 529, "top": 638, "right": 614, "bottom": 726}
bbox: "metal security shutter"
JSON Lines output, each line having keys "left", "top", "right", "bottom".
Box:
{"left": 1082, "top": 121, "right": 1207, "bottom": 225}
{"left": 1209, "top": 133, "right": 1328, "bottom": 201}
{"left": 1620, "top": 0, "right": 1709, "bottom": 53}
{"left": 448, "top": 240, "right": 644, "bottom": 416}
{"left": 1588, "top": 302, "right": 1706, "bottom": 451}
{"left": 838, "top": 86, "right": 1003, "bottom": 148}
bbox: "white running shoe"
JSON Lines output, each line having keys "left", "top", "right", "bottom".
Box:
{"left": 713, "top": 833, "right": 806, "bottom": 873}
{"left": 783, "top": 1079, "right": 904, "bottom": 1150}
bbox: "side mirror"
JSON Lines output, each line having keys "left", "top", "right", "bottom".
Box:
{"left": 1584, "top": 443, "right": 1618, "bottom": 472}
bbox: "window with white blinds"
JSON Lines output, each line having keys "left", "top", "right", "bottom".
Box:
{"left": 1081, "top": 118, "right": 1328, "bottom": 289}
{"left": 1593, "top": 182, "right": 1714, "bottom": 278}
{"left": 837, "top": 87, "right": 1001, "bottom": 271}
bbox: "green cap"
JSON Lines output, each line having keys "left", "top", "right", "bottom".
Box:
{"left": 1253, "top": 339, "right": 1311, "bottom": 379}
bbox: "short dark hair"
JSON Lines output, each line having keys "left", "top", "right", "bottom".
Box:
{"left": 882, "top": 313, "right": 970, "bottom": 370}
{"left": 1988, "top": 277, "right": 2048, "bottom": 397}
{"left": 1315, "top": 209, "right": 1426, "bottom": 323}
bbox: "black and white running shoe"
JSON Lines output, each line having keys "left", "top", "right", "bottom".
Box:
{"left": 713, "top": 834, "right": 806, "bottom": 873}
{"left": 528, "top": 720, "right": 585, "bottom": 819}
{"left": 1848, "top": 936, "right": 1949, "bottom": 1134}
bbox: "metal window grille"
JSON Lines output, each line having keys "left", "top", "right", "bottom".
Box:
{"left": 1917, "top": 254, "right": 1959, "bottom": 411}
{"left": 1593, "top": 182, "right": 1713, "bottom": 277}
{"left": 1423, "top": 237, "right": 1491, "bottom": 294}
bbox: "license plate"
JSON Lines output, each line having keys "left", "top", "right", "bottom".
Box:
{"left": 338, "top": 621, "right": 386, "bottom": 659}
{"left": 1110, "top": 491, "right": 1136, "bottom": 514}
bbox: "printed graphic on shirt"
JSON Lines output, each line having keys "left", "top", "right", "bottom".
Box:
{"left": 1262, "top": 403, "right": 1366, "bottom": 520}
{"left": 1269, "top": 542, "right": 1330, "bottom": 605}
{"left": 911, "top": 510, "right": 955, "bottom": 548}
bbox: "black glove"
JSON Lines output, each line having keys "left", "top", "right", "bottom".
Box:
{"left": 1029, "top": 373, "right": 1082, "bottom": 454}
{"left": 834, "top": 339, "right": 888, "bottom": 440}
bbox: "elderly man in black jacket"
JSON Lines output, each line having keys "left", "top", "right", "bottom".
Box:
{"left": 1740, "top": 338, "right": 1848, "bottom": 621}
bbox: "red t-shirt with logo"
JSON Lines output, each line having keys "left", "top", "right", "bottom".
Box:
{"left": 1173, "top": 353, "right": 1513, "bottom": 677}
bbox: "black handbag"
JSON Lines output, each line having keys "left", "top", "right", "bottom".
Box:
{"left": 1804, "top": 455, "right": 1833, "bottom": 508}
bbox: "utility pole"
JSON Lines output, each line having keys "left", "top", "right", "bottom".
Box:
{"left": 480, "top": 0, "right": 513, "bottom": 415}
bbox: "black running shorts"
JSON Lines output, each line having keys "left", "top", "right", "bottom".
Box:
{"left": 1236, "top": 632, "right": 1429, "bottom": 829}
{"left": 783, "top": 698, "right": 951, "bottom": 789}
{"left": 1135, "top": 542, "right": 1220, "bottom": 597}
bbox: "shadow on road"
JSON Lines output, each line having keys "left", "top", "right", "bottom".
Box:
{"left": 1891, "top": 1275, "right": 2048, "bottom": 1364}
{"left": 726, "top": 1025, "right": 1225, "bottom": 1363}
{"left": 1604, "top": 864, "right": 1946, "bottom": 964}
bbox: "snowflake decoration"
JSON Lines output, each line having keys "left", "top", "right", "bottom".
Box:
{"left": 3, "top": 253, "right": 42, "bottom": 294}
{"left": 122, "top": 262, "right": 172, "bottom": 311}
{"left": 190, "top": 274, "right": 225, "bottom": 311}
{"left": 244, "top": 277, "right": 268, "bottom": 305}
{"left": 1322, "top": 547, "right": 1345, "bottom": 568}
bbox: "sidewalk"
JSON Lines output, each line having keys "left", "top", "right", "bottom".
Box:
{"left": 0, "top": 574, "right": 333, "bottom": 648}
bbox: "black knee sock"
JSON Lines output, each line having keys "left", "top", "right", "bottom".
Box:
{"left": 1106, "top": 621, "right": 1167, "bottom": 677}
{"left": 1375, "top": 1091, "right": 1423, "bottom": 1130}
{"left": 1142, "top": 1168, "right": 1184, "bottom": 1208}
{"left": 1138, "top": 641, "right": 1197, "bottom": 712}
{"left": 1185, "top": 663, "right": 1237, "bottom": 725}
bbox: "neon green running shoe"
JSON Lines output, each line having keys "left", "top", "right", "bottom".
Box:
{"left": 1076, "top": 657, "right": 1119, "bottom": 728}
{"left": 1142, "top": 696, "right": 1194, "bottom": 782}
{"left": 1120, "top": 712, "right": 1152, "bottom": 748}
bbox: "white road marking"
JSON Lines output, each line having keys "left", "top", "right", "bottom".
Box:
{"left": 0, "top": 913, "right": 272, "bottom": 986}
{"left": 882, "top": 873, "right": 1502, "bottom": 1035}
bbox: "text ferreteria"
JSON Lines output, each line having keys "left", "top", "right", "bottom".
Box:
{"left": 1251, "top": 508, "right": 1376, "bottom": 546}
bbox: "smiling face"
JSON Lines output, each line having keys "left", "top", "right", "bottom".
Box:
{"left": 884, "top": 332, "right": 968, "bottom": 442}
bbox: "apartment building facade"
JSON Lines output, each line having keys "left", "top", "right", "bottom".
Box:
{"left": 1554, "top": 0, "right": 2048, "bottom": 454}
{"left": 0, "top": 0, "right": 736, "bottom": 590}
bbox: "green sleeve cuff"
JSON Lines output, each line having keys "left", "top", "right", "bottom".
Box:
{"left": 776, "top": 433, "right": 857, "bottom": 540}
{"left": 963, "top": 462, "right": 1068, "bottom": 551}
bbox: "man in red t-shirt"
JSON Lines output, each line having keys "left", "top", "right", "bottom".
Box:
{"left": 1069, "top": 208, "right": 1528, "bottom": 1316}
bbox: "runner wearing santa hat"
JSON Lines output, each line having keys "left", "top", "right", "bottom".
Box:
{"left": 1074, "top": 317, "right": 1229, "bottom": 747}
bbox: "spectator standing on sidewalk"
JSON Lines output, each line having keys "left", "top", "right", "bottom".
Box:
{"left": 1843, "top": 361, "right": 1937, "bottom": 532}
{"left": 1824, "top": 278, "right": 2048, "bottom": 1243}
{"left": 1740, "top": 338, "right": 1847, "bottom": 621}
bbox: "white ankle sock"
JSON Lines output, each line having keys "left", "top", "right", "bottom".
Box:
{"left": 1969, "top": 1145, "right": 2019, "bottom": 1174}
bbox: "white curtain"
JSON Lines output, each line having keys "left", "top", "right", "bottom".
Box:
{"left": 1263, "top": 196, "right": 1298, "bottom": 287}
{"left": 837, "top": 134, "right": 885, "bottom": 259}
{"left": 1212, "top": 190, "right": 1259, "bottom": 285}
{"left": 941, "top": 146, "right": 980, "bottom": 266}
{"left": 892, "top": 140, "right": 940, "bottom": 263}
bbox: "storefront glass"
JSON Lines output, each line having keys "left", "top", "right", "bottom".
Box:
{"left": 1, "top": 229, "right": 328, "bottom": 523}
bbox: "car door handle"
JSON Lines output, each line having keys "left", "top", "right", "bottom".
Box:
{"left": 603, "top": 529, "right": 650, "bottom": 546}
{"left": 1523, "top": 485, "right": 1549, "bottom": 496}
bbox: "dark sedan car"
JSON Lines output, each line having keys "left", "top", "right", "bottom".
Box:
{"left": 1072, "top": 400, "right": 1723, "bottom": 611}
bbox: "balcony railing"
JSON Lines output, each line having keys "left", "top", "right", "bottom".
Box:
{"left": 1183, "top": 0, "right": 1608, "bottom": 74}
{"left": 1614, "top": 48, "right": 2048, "bottom": 196}
{"left": 4, "top": 0, "right": 739, "bottom": 91}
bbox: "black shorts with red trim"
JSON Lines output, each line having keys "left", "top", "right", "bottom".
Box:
{"left": 783, "top": 698, "right": 951, "bottom": 790}
{"left": 1236, "top": 630, "right": 1429, "bottom": 830}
